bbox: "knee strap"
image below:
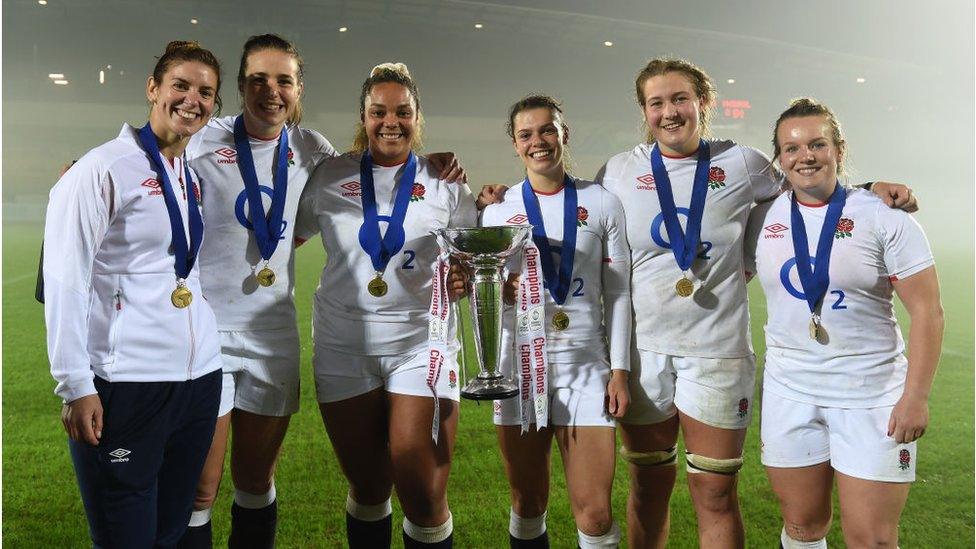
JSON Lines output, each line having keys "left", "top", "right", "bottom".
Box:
{"left": 619, "top": 445, "right": 677, "bottom": 466}
{"left": 685, "top": 451, "right": 743, "bottom": 475}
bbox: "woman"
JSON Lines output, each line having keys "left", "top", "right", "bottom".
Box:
{"left": 179, "top": 36, "right": 468, "bottom": 548}
{"left": 295, "top": 62, "right": 477, "bottom": 548}
{"left": 746, "top": 98, "right": 942, "bottom": 548}
{"left": 44, "top": 41, "right": 224, "bottom": 547}
{"left": 481, "top": 95, "right": 631, "bottom": 548}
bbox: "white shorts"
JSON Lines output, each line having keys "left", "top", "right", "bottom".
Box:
{"left": 313, "top": 344, "right": 461, "bottom": 404}
{"left": 761, "top": 390, "right": 916, "bottom": 482}
{"left": 493, "top": 360, "right": 614, "bottom": 428}
{"left": 620, "top": 348, "right": 755, "bottom": 430}
{"left": 217, "top": 327, "right": 301, "bottom": 417}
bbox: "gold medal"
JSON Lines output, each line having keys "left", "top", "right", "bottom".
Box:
{"left": 809, "top": 317, "right": 826, "bottom": 343}
{"left": 675, "top": 277, "right": 695, "bottom": 297}
{"left": 256, "top": 266, "right": 276, "bottom": 287}
{"left": 367, "top": 276, "right": 388, "bottom": 297}
{"left": 552, "top": 310, "right": 570, "bottom": 331}
{"left": 171, "top": 285, "right": 193, "bottom": 309}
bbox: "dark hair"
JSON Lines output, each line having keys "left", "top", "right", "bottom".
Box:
{"left": 506, "top": 95, "right": 567, "bottom": 140}
{"left": 634, "top": 57, "right": 716, "bottom": 142}
{"left": 152, "top": 40, "right": 223, "bottom": 114}
{"left": 352, "top": 63, "right": 424, "bottom": 153}
{"left": 772, "top": 97, "right": 847, "bottom": 176}
{"left": 237, "top": 34, "right": 305, "bottom": 125}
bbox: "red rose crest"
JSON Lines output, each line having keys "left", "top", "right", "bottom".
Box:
{"left": 835, "top": 217, "right": 855, "bottom": 239}
{"left": 708, "top": 166, "right": 727, "bottom": 190}
{"left": 898, "top": 448, "right": 911, "bottom": 471}
{"left": 287, "top": 147, "right": 295, "bottom": 167}
{"left": 410, "top": 182, "right": 426, "bottom": 202}
{"left": 577, "top": 206, "right": 589, "bottom": 227}
{"left": 736, "top": 398, "right": 749, "bottom": 418}
{"left": 448, "top": 369, "right": 457, "bottom": 388}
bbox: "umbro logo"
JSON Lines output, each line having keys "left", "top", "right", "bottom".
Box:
{"left": 215, "top": 147, "right": 237, "bottom": 164}
{"left": 764, "top": 223, "right": 788, "bottom": 239}
{"left": 506, "top": 214, "right": 529, "bottom": 225}
{"left": 340, "top": 181, "right": 361, "bottom": 197}
{"left": 636, "top": 173, "right": 656, "bottom": 191}
{"left": 142, "top": 178, "right": 163, "bottom": 196}
{"left": 108, "top": 448, "right": 132, "bottom": 463}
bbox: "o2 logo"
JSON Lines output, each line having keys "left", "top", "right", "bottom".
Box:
{"left": 356, "top": 218, "right": 416, "bottom": 269}
{"left": 234, "top": 186, "right": 287, "bottom": 238}
{"left": 779, "top": 256, "right": 847, "bottom": 309}
{"left": 650, "top": 209, "right": 712, "bottom": 260}
{"left": 547, "top": 245, "right": 584, "bottom": 296}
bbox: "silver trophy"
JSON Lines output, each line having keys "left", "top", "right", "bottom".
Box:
{"left": 436, "top": 225, "right": 532, "bottom": 400}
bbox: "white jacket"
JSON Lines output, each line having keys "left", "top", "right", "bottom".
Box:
{"left": 44, "top": 124, "right": 221, "bottom": 402}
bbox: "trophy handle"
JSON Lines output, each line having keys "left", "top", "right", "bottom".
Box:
{"left": 452, "top": 298, "right": 469, "bottom": 389}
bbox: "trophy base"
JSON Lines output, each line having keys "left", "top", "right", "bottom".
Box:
{"left": 460, "top": 377, "right": 519, "bottom": 401}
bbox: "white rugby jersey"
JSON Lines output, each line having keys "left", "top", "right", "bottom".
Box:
{"left": 295, "top": 152, "right": 477, "bottom": 355}
{"left": 481, "top": 179, "right": 631, "bottom": 371}
{"left": 746, "top": 188, "right": 934, "bottom": 408}
{"left": 44, "top": 124, "right": 222, "bottom": 402}
{"left": 186, "top": 115, "right": 336, "bottom": 331}
{"left": 597, "top": 140, "right": 781, "bottom": 358}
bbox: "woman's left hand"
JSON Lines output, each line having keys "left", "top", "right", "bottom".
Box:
{"left": 606, "top": 370, "right": 631, "bottom": 419}
{"left": 426, "top": 152, "right": 467, "bottom": 183}
{"left": 887, "top": 394, "right": 929, "bottom": 443}
{"left": 871, "top": 181, "right": 918, "bottom": 212}
{"left": 447, "top": 261, "right": 468, "bottom": 302}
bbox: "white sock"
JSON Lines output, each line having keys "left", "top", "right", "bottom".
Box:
{"left": 509, "top": 508, "right": 547, "bottom": 540}
{"left": 188, "top": 507, "right": 212, "bottom": 527}
{"left": 345, "top": 493, "right": 393, "bottom": 521}
{"left": 781, "top": 527, "right": 827, "bottom": 548}
{"left": 234, "top": 483, "right": 276, "bottom": 509}
{"left": 403, "top": 513, "right": 453, "bottom": 544}
{"left": 578, "top": 522, "right": 621, "bottom": 548}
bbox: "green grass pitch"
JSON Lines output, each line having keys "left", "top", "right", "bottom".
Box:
{"left": 3, "top": 222, "right": 972, "bottom": 547}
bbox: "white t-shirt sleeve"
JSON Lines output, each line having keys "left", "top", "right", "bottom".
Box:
{"left": 876, "top": 205, "right": 935, "bottom": 281}
{"left": 305, "top": 128, "right": 338, "bottom": 164}
{"left": 600, "top": 191, "right": 632, "bottom": 371}
{"left": 43, "top": 157, "right": 115, "bottom": 402}
{"left": 741, "top": 146, "right": 783, "bottom": 203}
{"left": 294, "top": 172, "right": 321, "bottom": 243}
{"left": 743, "top": 200, "right": 773, "bottom": 277}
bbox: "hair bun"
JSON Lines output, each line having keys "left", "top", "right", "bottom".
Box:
{"left": 165, "top": 40, "right": 202, "bottom": 54}
{"left": 370, "top": 62, "right": 410, "bottom": 78}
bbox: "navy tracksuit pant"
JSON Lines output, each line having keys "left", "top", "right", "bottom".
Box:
{"left": 69, "top": 369, "right": 220, "bottom": 548}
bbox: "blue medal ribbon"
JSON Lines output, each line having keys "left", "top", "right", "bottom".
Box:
{"left": 137, "top": 123, "right": 203, "bottom": 280}
{"left": 521, "top": 175, "right": 577, "bottom": 306}
{"left": 790, "top": 183, "right": 847, "bottom": 315}
{"left": 358, "top": 150, "right": 418, "bottom": 273}
{"left": 650, "top": 139, "right": 710, "bottom": 272}
{"left": 233, "top": 115, "right": 289, "bottom": 262}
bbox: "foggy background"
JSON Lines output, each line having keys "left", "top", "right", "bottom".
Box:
{"left": 3, "top": 0, "right": 974, "bottom": 257}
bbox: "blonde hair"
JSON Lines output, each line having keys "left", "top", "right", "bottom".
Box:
{"left": 772, "top": 97, "right": 848, "bottom": 177}
{"left": 634, "top": 57, "right": 716, "bottom": 143}
{"left": 351, "top": 62, "right": 424, "bottom": 153}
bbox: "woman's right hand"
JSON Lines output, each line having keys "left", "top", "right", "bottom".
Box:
{"left": 476, "top": 184, "right": 509, "bottom": 210}
{"left": 62, "top": 394, "right": 103, "bottom": 446}
{"left": 503, "top": 272, "right": 520, "bottom": 305}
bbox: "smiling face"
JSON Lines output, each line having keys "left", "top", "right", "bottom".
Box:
{"left": 241, "top": 48, "right": 303, "bottom": 138}
{"left": 512, "top": 107, "right": 567, "bottom": 180}
{"left": 146, "top": 60, "right": 217, "bottom": 141}
{"left": 641, "top": 71, "right": 707, "bottom": 156}
{"left": 362, "top": 81, "right": 418, "bottom": 165}
{"left": 776, "top": 115, "right": 843, "bottom": 202}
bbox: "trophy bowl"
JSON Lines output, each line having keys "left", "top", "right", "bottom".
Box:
{"left": 436, "top": 225, "right": 532, "bottom": 400}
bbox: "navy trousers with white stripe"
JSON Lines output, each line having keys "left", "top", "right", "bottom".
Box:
{"left": 69, "top": 370, "right": 220, "bottom": 549}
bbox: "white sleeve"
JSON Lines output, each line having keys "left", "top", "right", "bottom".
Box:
{"left": 743, "top": 200, "right": 774, "bottom": 277}
{"left": 448, "top": 182, "right": 478, "bottom": 228}
{"left": 294, "top": 164, "right": 324, "bottom": 243}
{"left": 43, "top": 157, "right": 114, "bottom": 402}
{"left": 740, "top": 146, "right": 784, "bottom": 203}
{"left": 877, "top": 204, "right": 935, "bottom": 281}
{"left": 304, "top": 128, "right": 338, "bottom": 165}
{"left": 601, "top": 192, "right": 632, "bottom": 372}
